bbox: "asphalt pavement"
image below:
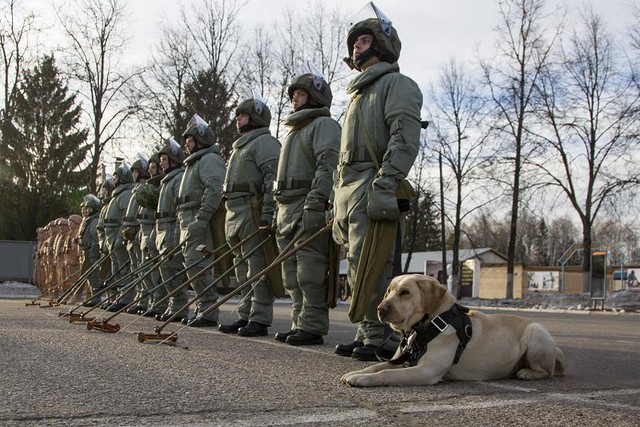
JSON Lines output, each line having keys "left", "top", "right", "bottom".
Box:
{"left": 1, "top": 297, "right": 639, "bottom": 426}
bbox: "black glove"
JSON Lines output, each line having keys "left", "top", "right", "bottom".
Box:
{"left": 302, "top": 209, "right": 326, "bottom": 232}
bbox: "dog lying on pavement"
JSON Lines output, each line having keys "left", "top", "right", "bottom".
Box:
{"left": 341, "top": 274, "right": 566, "bottom": 387}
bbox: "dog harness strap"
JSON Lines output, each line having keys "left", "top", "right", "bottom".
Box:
{"left": 389, "top": 304, "right": 473, "bottom": 367}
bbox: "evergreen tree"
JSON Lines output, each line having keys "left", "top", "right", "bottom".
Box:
{"left": 2, "top": 54, "right": 89, "bottom": 239}
{"left": 181, "top": 68, "right": 236, "bottom": 159}
{"left": 531, "top": 219, "right": 550, "bottom": 265}
{"left": 403, "top": 191, "right": 440, "bottom": 253}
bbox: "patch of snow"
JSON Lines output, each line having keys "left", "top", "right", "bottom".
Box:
{"left": 0, "top": 281, "right": 40, "bottom": 299}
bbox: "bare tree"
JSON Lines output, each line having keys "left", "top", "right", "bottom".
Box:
{"left": 531, "top": 8, "right": 640, "bottom": 291}
{"left": 428, "top": 57, "right": 498, "bottom": 297}
{"left": 135, "top": 24, "right": 193, "bottom": 143}
{"left": 0, "top": 0, "right": 38, "bottom": 167}
{"left": 242, "top": 1, "right": 349, "bottom": 139}
{"left": 55, "top": 0, "right": 142, "bottom": 192}
{"left": 480, "top": 0, "right": 562, "bottom": 298}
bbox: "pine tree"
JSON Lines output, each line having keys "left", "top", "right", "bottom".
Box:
{"left": 403, "top": 191, "right": 440, "bottom": 252}
{"left": 2, "top": 54, "right": 89, "bottom": 239}
{"left": 180, "top": 68, "right": 236, "bottom": 159}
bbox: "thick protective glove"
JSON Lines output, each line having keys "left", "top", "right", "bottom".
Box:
{"left": 121, "top": 226, "right": 137, "bottom": 242}
{"left": 187, "top": 219, "right": 208, "bottom": 238}
{"left": 302, "top": 209, "right": 326, "bottom": 232}
{"left": 367, "top": 188, "right": 400, "bottom": 221}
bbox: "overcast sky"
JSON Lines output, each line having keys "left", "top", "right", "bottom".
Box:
{"left": 120, "top": 0, "right": 636, "bottom": 93}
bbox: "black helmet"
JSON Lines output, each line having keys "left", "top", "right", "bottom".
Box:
{"left": 182, "top": 114, "right": 215, "bottom": 147}
{"left": 288, "top": 65, "right": 332, "bottom": 109}
{"left": 345, "top": 3, "right": 401, "bottom": 70}
{"left": 235, "top": 93, "right": 271, "bottom": 128}
{"left": 157, "top": 137, "right": 185, "bottom": 166}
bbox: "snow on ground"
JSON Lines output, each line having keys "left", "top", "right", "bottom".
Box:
{"left": 0, "top": 281, "right": 40, "bottom": 299}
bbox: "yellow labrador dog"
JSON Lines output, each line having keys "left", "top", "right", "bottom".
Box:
{"left": 341, "top": 274, "right": 566, "bottom": 387}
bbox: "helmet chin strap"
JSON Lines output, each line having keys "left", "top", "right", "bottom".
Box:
{"left": 238, "top": 123, "right": 259, "bottom": 133}
{"left": 353, "top": 47, "right": 380, "bottom": 71}
{"left": 293, "top": 102, "right": 311, "bottom": 112}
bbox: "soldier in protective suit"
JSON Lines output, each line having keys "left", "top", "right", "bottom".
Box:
{"left": 122, "top": 153, "right": 150, "bottom": 314}
{"left": 103, "top": 162, "right": 135, "bottom": 311}
{"left": 332, "top": 3, "right": 423, "bottom": 361}
{"left": 135, "top": 152, "right": 163, "bottom": 316}
{"left": 177, "top": 115, "right": 226, "bottom": 327}
{"left": 273, "top": 67, "right": 340, "bottom": 345}
{"left": 218, "top": 95, "right": 280, "bottom": 337}
{"left": 79, "top": 194, "right": 102, "bottom": 302}
{"left": 154, "top": 139, "right": 188, "bottom": 321}
{"left": 96, "top": 176, "right": 115, "bottom": 288}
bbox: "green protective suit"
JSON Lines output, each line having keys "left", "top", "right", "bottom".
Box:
{"left": 138, "top": 177, "right": 162, "bottom": 312}
{"left": 78, "top": 212, "right": 101, "bottom": 294}
{"left": 104, "top": 183, "right": 134, "bottom": 302}
{"left": 178, "top": 145, "right": 226, "bottom": 322}
{"left": 156, "top": 167, "right": 187, "bottom": 316}
{"left": 224, "top": 127, "right": 280, "bottom": 326}
{"left": 96, "top": 201, "right": 111, "bottom": 283}
{"left": 332, "top": 61, "right": 423, "bottom": 347}
{"left": 275, "top": 107, "right": 340, "bottom": 336}
{"left": 122, "top": 186, "right": 143, "bottom": 305}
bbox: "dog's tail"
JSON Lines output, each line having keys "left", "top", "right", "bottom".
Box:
{"left": 554, "top": 347, "right": 566, "bottom": 376}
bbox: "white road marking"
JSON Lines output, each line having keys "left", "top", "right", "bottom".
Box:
{"left": 400, "top": 388, "right": 640, "bottom": 414}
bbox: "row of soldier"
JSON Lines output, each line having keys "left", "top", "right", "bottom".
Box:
{"left": 33, "top": 4, "right": 423, "bottom": 361}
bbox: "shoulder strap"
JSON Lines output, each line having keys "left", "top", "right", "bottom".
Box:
{"left": 354, "top": 94, "right": 380, "bottom": 171}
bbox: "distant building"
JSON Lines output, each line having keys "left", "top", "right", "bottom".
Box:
{"left": 340, "top": 248, "right": 508, "bottom": 298}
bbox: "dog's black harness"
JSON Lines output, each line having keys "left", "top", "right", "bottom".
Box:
{"left": 389, "top": 303, "right": 473, "bottom": 367}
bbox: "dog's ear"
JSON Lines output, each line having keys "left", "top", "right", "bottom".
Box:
{"left": 417, "top": 276, "right": 447, "bottom": 315}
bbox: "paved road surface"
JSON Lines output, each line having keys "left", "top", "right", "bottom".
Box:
{"left": 1, "top": 298, "right": 638, "bottom": 426}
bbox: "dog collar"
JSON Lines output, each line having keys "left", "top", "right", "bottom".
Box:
{"left": 389, "top": 303, "right": 473, "bottom": 367}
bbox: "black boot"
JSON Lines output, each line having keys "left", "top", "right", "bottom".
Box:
{"left": 237, "top": 322, "right": 268, "bottom": 337}
{"left": 334, "top": 340, "right": 364, "bottom": 357}
{"left": 274, "top": 329, "right": 298, "bottom": 343}
{"left": 218, "top": 318, "right": 248, "bottom": 334}
{"left": 187, "top": 317, "right": 217, "bottom": 328}
{"left": 286, "top": 330, "right": 323, "bottom": 346}
{"left": 351, "top": 344, "right": 394, "bottom": 362}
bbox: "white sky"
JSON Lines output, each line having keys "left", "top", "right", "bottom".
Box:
{"left": 122, "top": 0, "right": 636, "bottom": 93}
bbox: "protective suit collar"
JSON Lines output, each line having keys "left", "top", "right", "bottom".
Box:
{"left": 232, "top": 127, "right": 271, "bottom": 149}
{"left": 284, "top": 106, "right": 331, "bottom": 127}
{"left": 160, "top": 167, "right": 184, "bottom": 185}
{"left": 184, "top": 144, "right": 221, "bottom": 166}
{"left": 346, "top": 61, "right": 399, "bottom": 94}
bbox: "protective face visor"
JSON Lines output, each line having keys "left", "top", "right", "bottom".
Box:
{"left": 133, "top": 152, "right": 149, "bottom": 171}
{"left": 166, "top": 137, "right": 181, "bottom": 155}
{"left": 186, "top": 114, "right": 210, "bottom": 137}
{"left": 346, "top": 1, "right": 399, "bottom": 70}
{"left": 252, "top": 90, "right": 267, "bottom": 116}
{"left": 350, "top": 1, "right": 393, "bottom": 36}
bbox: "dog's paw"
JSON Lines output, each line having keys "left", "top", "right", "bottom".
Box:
{"left": 341, "top": 372, "right": 374, "bottom": 387}
{"left": 516, "top": 368, "right": 550, "bottom": 380}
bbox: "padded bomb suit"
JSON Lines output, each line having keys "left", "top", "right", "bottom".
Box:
{"left": 224, "top": 127, "right": 280, "bottom": 327}
{"left": 122, "top": 188, "right": 144, "bottom": 305}
{"left": 332, "top": 61, "right": 422, "bottom": 348}
{"left": 275, "top": 107, "right": 340, "bottom": 336}
{"left": 103, "top": 182, "right": 135, "bottom": 302}
{"left": 177, "top": 145, "right": 226, "bottom": 323}
{"left": 156, "top": 167, "right": 187, "bottom": 317}
{"left": 137, "top": 176, "right": 163, "bottom": 313}
{"left": 79, "top": 211, "right": 101, "bottom": 295}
